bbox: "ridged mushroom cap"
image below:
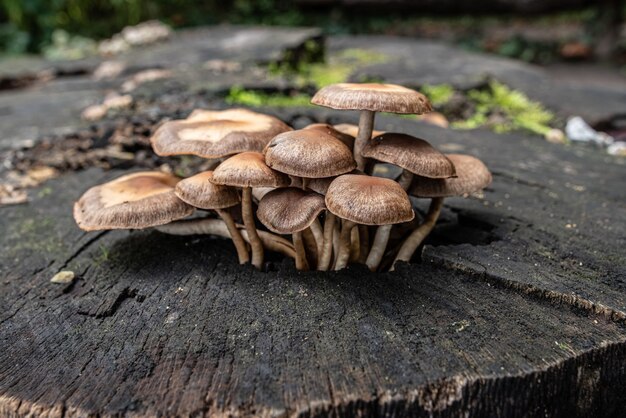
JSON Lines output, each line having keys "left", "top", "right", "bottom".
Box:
{"left": 150, "top": 108, "right": 292, "bottom": 158}
{"left": 410, "top": 154, "right": 492, "bottom": 197}
{"left": 257, "top": 188, "right": 326, "bottom": 234}
{"left": 325, "top": 174, "right": 414, "bottom": 225}
{"left": 362, "top": 133, "right": 456, "bottom": 179}
{"left": 264, "top": 129, "right": 356, "bottom": 178}
{"left": 174, "top": 171, "right": 240, "bottom": 209}
{"left": 303, "top": 123, "right": 355, "bottom": 148}
{"left": 311, "top": 83, "right": 432, "bottom": 114}
{"left": 73, "top": 171, "right": 193, "bottom": 231}
{"left": 333, "top": 123, "right": 385, "bottom": 139}
{"left": 211, "top": 151, "right": 290, "bottom": 188}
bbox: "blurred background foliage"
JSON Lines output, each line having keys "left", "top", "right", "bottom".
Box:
{"left": 0, "top": 0, "right": 623, "bottom": 64}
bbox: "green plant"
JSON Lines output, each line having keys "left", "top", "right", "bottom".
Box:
{"left": 270, "top": 48, "right": 389, "bottom": 88}
{"left": 453, "top": 80, "right": 555, "bottom": 136}
{"left": 420, "top": 84, "right": 454, "bottom": 106}
{"left": 225, "top": 86, "right": 311, "bottom": 107}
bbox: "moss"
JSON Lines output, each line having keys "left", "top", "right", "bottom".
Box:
{"left": 225, "top": 85, "right": 312, "bottom": 107}
{"left": 271, "top": 48, "right": 389, "bottom": 88}
{"left": 453, "top": 80, "right": 555, "bottom": 136}
{"left": 420, "top": 84, "right": 455, "bottom": 106}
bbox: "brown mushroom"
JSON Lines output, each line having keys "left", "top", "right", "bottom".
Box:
{"left": 362, "top": 132, "right": 456, "bottom": 190}
{"left": 311, "top": 83, "right": 431, "bottom": 170}
{"left": 151, "top": 108, "right": 292, "bottom": 158}
{"left": 175, "top": 171, "right": 249, "bottom": 264}
{"left": 394, "top": 154, "right": 492, "bottom": 268}
{"left": 73, "top": 171, "right": 193, "bottom": 231}
{"left": 257, "top": 188, "right": 326, "bottom": 270}
{"left": 212, "top": 151, "right": 290, "bottom": 269}
{"left": 264, "top": 129, "right": 356, "bottom": 179}
{"left": 303, "top": 123, "right": 355, "bottom": 149}
{"left": 325, "top": 174, "right": 414, "bottom": 270}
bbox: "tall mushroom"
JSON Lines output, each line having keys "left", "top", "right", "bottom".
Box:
{"left": 325, "top": 174, "right": 414, "bottom": 270}
{"left": 174, "top": 170, "right": 249, "bottom": 264}
{"left": 151, "top": 108, "right": 292, "bottom": 158}
{"left": 73, "top": 171, "right": 193, "bottom": 231}
{"left": 211, "top": 151, "right": 290, "bottom": 269}
{"left": 311, "top": 83, "right": 431, "bottom": 171}
{"left": 393, "top": 154, "right": 492, "bottom": 268}
{"left": 257, "top": 188, "right": 326, "bottom": 271}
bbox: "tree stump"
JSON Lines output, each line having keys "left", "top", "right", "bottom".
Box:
{"left": 1, "top": 111, "right": 625, "bottom": 417}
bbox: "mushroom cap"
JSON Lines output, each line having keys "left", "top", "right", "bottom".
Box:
{"left": 333, "top": 123, "right": 385, "bottom": 139}
{"left": 325, "top": 174, "right": 414, "bottom": 225}
{"left": 73, "top": 171, "right": 193, "bottom": 231}
{"left": 311, "top": 83, "right": 432, "bottom": 114}
{"left": 257, "top": 188, "right": 326, "bottom": 234}
{"left": 174, "top": 170, "right": 240, "bottom": 210}
{"left": 410, "top": 154, "right": 492, "bottom": 198}
{"left": 303, "top": 123, "right": 355, "bottom": 148}
{"left": 362, "top": 133, "right": 456, "bottom": 179}
{"left": 150, "top": 108, "right": 292, "bottom": 158}
{"left": 264, "top": 129, "right": 356, "bottom": 178}
{"left": 211, "top": 151, "right": 290, "bottom": 188}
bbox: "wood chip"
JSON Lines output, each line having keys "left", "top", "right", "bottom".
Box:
{"left": 50, "top": 271, "right": 75, "bottom": 284}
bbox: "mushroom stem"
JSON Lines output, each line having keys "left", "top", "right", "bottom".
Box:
{"left": 349, "top": 226, "right": 360, "bottom": 263}
{"left": 392, "top": 197, "right": 444, "bottom": 270}
{"left": 332, "top": 220, "right": 341, "bottom": 264}
{"left": 154, "top": 217, "right": 295, "bottom": 259}
{"left": 293, "top": 231, "right": 309, "bottom": 271}
{"left": 334, "top": 220, "right": 356, "bottom": 270}
{"left": 310, "top": 218, "right": 324, "bottom": 259}
{"left": 397, "top": 170, "right": 414, "bottom": 191}
{"left": 318, "top": 212, "right": 335, "bottom": 271}
{"left": 358, "top": 224, "right": 369, "bottom": 263}
{"left": 216, "top": 209, "right": 250, "bottom": 265}
{"left": 354, "top": 110, "right": 376, "bottom": 171}
{"left": 365, "top": 224, "right": 393, "bottom": 271}
{"left": 302, "top": 227, "right": 318, "bottom": 268}
{"left": 242, "top": 187, "right": 264, "bottom": 269}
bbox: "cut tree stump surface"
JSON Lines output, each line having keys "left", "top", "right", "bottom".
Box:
{"left": 1, "top": 26, "right": 626, "bottom": 418}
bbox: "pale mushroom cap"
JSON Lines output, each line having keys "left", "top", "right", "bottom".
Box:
{"left": 362, "top": 132, "right": 456, "bottom": 179}
{"left": 304, "top": 123, "right": 355, "bottom": 148}
{"left": 333, "top": 123, "right": 385, "bottom": 139}
{"left": 325, "top": 174, "right": 414, "bottom": 225}
{"left": 174, "top": 171, "right": 240, "bottom": 210}
{"left": 410, "top": 154, "right": 492, "bottom": 197}
{"left": 73, "top": 171, "right": 193, "bottom": 231}
{"left": 211, "top": 151, "right": 290, "bottom": 188}
{"left": 257, "top": 188, "right": 326, "bottom": 234}
{"left": 311, "top": 83, "right": 432, "bottom": 114}
{"left": 264, "top": 129, "right": 356, "bottom": 178}
{"left": 150, "top": 108, "right": 292, "bottom": 158}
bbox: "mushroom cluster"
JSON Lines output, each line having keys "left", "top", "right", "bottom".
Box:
{"left": 73, "top": 83, "right": 492, "bottom": 271}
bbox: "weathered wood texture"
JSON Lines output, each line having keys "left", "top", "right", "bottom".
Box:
{"left": 1, "top": 111, "right": 625, "bottom": 416}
